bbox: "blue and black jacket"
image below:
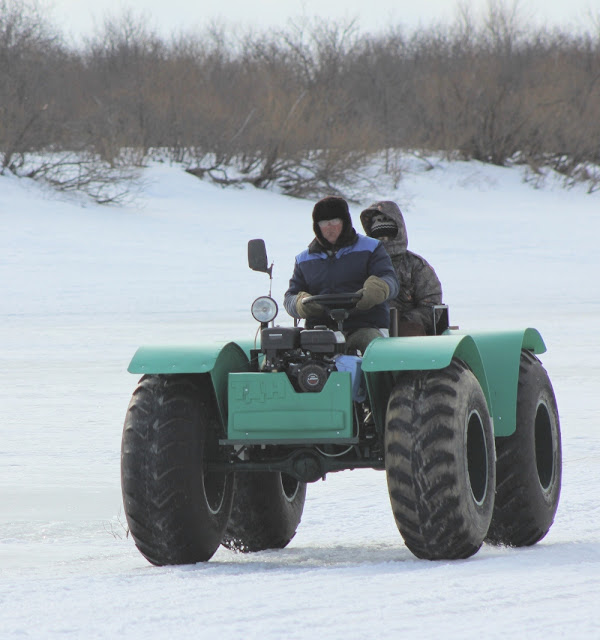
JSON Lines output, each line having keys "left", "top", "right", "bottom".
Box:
{"left": 284, "top": 234, "right": 400, "bottom": 331}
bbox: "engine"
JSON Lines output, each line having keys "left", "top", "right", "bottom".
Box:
{"left": 260, "top": 326, "right": 346, "bottom": 392}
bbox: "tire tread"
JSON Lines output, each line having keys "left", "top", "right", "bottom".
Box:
{"left": 385, "top": 359, "right": 495, "bottom": 560}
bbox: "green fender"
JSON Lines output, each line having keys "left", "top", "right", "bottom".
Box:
{"left": 128, "top": 341, "right": 252, "bottom": 426}
{"left": 361, "top": 328, "right": 546, "bottom": 437}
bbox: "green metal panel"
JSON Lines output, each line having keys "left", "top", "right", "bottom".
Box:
{"left": 230, "top": 339, "right": 258, "bottom": 361}
{"left": 453, "top": 328, "right": 546, "bottom": 436}
{"left": 127, "top": 341, "right": 250, "bottom": 426}
{"left": 208, "top": 342, "right": 251, "bottom": 426}
{"left": 361, "top": 328, "right": 546, "bottom": 437}
{"left": 362, "top": 334, "right": 476, "bottom": 372}
{"left": 127, "top": 341, "right": 247, "bottom": 374}
{"left": 227, "top": 371, "right": 354, "bottom": 442}
{"left": 361, "top": 334, "right": 488, "bottom": 435}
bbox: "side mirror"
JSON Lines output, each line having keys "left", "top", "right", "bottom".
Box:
{"left": 248, "top": 239, "right": 272, "bottom": 277}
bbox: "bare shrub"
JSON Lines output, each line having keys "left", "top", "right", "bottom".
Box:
{"left": 0, "top": 2, "right": 142, "bottom": 200}
{"left": 0, "top": 0, "right": 66, "bottom": 171}
{"left": 81, "top": 10, "right": 168, "bottom": 162}
{"left": 21, "top": 151, "right": 141, "bottom": 203}
{"left": 2, "top": 1, "right": 599, "bottom": 198}
{"left": 177, "top": 19, "right": 380, "bottom": 197}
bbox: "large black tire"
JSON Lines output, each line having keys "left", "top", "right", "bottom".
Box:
{"left": 486, "top": 350, "right": 562, "bottom": 546}
{"left": 385, "top": 359, "right": 496, "bottom": 560}
{"left": 222, "top": 472, "right": 307, "bottom": 552}
{"left": 121, "top": 374, "right": 233, "bottom": 565}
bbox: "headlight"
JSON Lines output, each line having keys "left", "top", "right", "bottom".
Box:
{"left": 251, "top": 296, "right": 278, "bottom": 323}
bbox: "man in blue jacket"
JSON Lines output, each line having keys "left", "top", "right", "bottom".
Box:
{"left": 284, "top": 196, "right": 399, "bottom": 355}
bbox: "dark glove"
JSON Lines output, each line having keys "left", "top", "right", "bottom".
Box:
{"left": 355, "top": 275, "right": 390, "bottom": 311}
{"left": 296, "top": 291, "right": 325, "bottom": 318}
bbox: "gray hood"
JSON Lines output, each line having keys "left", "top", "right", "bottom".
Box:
{"left": 360, "top": 200, "right": 408, "bottom": 256}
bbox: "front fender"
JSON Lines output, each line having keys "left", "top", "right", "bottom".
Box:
{"left": 128, "top": 341, "right": 251, "bottom": 426}
{"left": 361, "top": 328, "right": 546, "bottom": 437}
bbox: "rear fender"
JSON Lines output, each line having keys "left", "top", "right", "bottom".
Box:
{"left": 361, "top": 328, "right": 546, "bottom": 437}
{"left": 128, "top": 341, "right": 251, "bottom": 426}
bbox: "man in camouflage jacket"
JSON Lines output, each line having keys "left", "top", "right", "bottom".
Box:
{"left": 360, "top": 200, "right": 442, "bottom": 336}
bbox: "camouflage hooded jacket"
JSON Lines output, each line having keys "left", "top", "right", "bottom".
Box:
{"left": 360, "top": 201, "right": 442, "bottom": 334}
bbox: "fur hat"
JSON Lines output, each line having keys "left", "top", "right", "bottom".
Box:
{"left": 311, "top": 196, "right": 355, "bottom": 249}
{"left": 312, "top": 196, "right": 350, "bottom": 224}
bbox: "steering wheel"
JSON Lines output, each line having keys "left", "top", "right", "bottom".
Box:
{"left": 303, "top": 292, "right": 362, "bottom": 310}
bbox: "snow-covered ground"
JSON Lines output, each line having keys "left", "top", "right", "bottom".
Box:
{"left": 1, "top": 158, "right": 598, "bottom": 638}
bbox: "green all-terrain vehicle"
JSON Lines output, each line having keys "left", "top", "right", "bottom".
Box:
{"left": 121, "top": 239, "right": 562, "bottom": 565}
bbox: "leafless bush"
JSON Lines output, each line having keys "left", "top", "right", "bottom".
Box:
{"left": 0, "top": 1, "right": 142, "bottom": 201}
{"left": 23, "top": 151, "right": 141, "bottom": 204}
{"left": 1, "top": 0, "right": 599, "bottom": 199}
{"left": 80, "top": 10, "right": 169, "bottom": 161}
{"left": 0, "top": 0, "right": 65, "bottom": 170}
{"left": 177, "top": 19, "right": 379, "bottom": 196}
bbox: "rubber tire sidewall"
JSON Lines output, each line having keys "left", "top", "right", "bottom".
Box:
{"left": 222, "top": 472, "right": 307, "bottom": 552}
{"left": 385, "top": 359, "right": 496, "bottom": 560}
{"left": 121, "top": 374, "right": 233, "bottom": 565}
{"left": 486, "top": 351, "right": 562, "bottom": 546}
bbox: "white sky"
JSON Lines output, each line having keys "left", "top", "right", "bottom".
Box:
{"left": 48, "top": 0, "right": 597, "bottom": 41}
